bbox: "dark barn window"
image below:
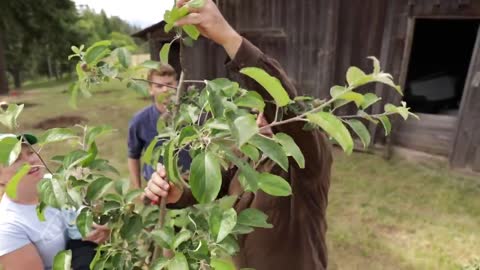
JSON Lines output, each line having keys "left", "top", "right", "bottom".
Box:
{"left": 405, "top": 19, "right": 480, "bottom": 115}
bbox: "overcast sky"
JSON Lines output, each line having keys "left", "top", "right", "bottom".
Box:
{"left": 72, "top": 0, "right": 174, "bottom": 28}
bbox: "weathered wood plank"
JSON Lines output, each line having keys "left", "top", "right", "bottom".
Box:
{"left": 450, "top": 26, "right": 480, "bottom": 168}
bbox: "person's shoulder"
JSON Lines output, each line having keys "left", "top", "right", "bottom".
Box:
{"left": 129, "top": 105, "right": 155, "bottom": 126}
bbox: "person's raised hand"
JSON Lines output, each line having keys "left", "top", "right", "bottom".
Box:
{"left": 175, "top": 0, "right": 242, "bottom": 59}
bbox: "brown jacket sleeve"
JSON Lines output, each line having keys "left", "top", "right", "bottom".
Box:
{"left": 226, "top": 38, "right": 331, "bottom": 177}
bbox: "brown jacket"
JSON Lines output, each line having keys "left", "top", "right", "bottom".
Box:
{"left": 174, "top": 38, "right": 332, "bottom": 270}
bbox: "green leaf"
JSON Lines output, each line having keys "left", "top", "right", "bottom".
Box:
{"left": 115, "top": 47, "right": 131, "bottom": 68}
{"left": 120, "top": 213, "right": 143, "bottom": 239}
{"left": 53, "top": 250, "right": 72, "bottom": 270}
{"left": 182, "top": 36, "right": 194, "bottom": 47}
{"left": 114, "top": 178, "right": 130, "bottom": 195}
{"left": 50, "top": 176, "right": 68, "bottom": 206}
{"left": 172, "top": 230, "right": 192, "bottom": 249}
{"left": 0, "top": 104, "right": 24, "bottom": 130}
{"left": 368, "top": 56, "right": 381, "bottom": 74}
{"left": 346, "top": 119, "right": 371, "bottom": 148}
{"left": 330, "top": 86, "right": 364, "bottom": 107}
{"left": 187, "top": 0, "right": 205, "bottom": 8}
{"left": 240, "top": 67, "right": 291, "bottom": 106}
{"left": 207, "top": 84, "right": 225, "bottom": 117}
{"left": 36, "top": 201, "right": 47, "bottom": 222}
{"left": 151, "top": 257, "right": 170, "bottom": 270}
{"left": 330, "top": 85, "right": 347, "bottom": 98}
{"left": 378, "top": 115, "right": 391, "bottom": 136}
{"left": 374, "top": 73, "right": 402, "bottom": 95}
{"left": 235, "top": 91, "right": 265, "bottom": 112}
{"left": 307, "top": 112, "right": 354, "bottom": 154}
{"left": 210, "top": 78, "right": 240, "bottom": 97}
{"left": 346, "top": 66, "right": 367, "bottom": 86}
{"left": 142, "top": 138, "right": 157, "bottom": 165}
{"left": 151, "top": 227, "right": 174, "bottom": 249}
{"left": 357, "top": 110, "right": 379, "bottom": 124}
{"left": 164, "top": 140, "right": 183, "bottom": 186}
{"left": 141, "top": 60, "right": 161, "bottom": 70}
{"left": 232, "top": 114, "right": 259, "bottom": 147}
{"left": 178, "top": 126, "right": 199, "bottom": 146}
{"left": 210, "top": 207, "right": 237, "bottom": 243}
{"left": 128, "top": 80, "right": 149, "bottom": 96}
{"left": 237, "top": 208, "right": 273, "bottom": 228}
{"left": 69, "top": 83, "right": 79, "bottom": 109}
{"left": 218, "top": 195, "right": 238, "bottom": 210}
{"left": 249, "top": 134, "right": 289, "bottom": 171}
{"left": 0, "top": 135, "right": 21, "bottom": 166}
{"left": 211, "top": 258, "right": 236, "bottom": 270}
{"left": 232, "top": 224, "right": 254, "bottom": 234}
{"left": 182, "top": 25, "right": 200, "bottom": 40}
{"left": 84, "top": 40, "right": 111, "bottom": 64}
{"left": 217, "top": 235, "right": 240, "bottom": 255}
{"left": 361, "top": 93, "right": 381, "bottom": 110}
{"left": 38, "top": 179, "right": 59, "bottom": 208}
{"left": 5, "top": 164, "right": 30, "bottom": 200}
{"left": 223, "top": 150, "right": 259, "bottom": 192}
{"left": 125, "top": 189, "right": 143, "bottom": 203}
{"left": 76, "top": 208, "right": 93, "bottom": 237}
{"left": 190, "top": 151, "right": 222, "bottom": 203}
{"left": 205, "top": 119, "right": 230, "bottom": 130}
{"left": 169, "top": 253, "right": 189, "bottom": 270}
{"left": 240, "top": 144, "right": 260, "bottom": 162}
{"left": 38, "top": 128, "right": 78, "bottom": 146}
{"left": 89, "top": 159, "right": 119, "bottom": 175}
{"left": 86, "top": 177, "right": 113, "bottom": 202}
{"left": 99, "top": 64, "right": 118, "bottom": 78}
{"left": 85, "top": 125, "right": 114, "bottom": 149}
{"left": 274, "top": 133, "right": 305, "bottom": 168}
{"left": 63, "top": 150, "right": 91, "bottom": 169}
{"left": 160, "top": 43, "right": 171, "bottom": 65}
{"left": 258, "top": 173, "right": 292, "bottom": 196}
{"left": 164, "top": 6, "right": 189, "bottom": 25}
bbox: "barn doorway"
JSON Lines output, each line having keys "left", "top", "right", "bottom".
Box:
{"left": 394, "top": 18, "right": 480, "bottom": 157}
{"left": 404, "top": 19, "right": 480, "bottom": 115}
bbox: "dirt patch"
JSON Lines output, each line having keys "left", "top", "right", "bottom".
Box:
{"left": 33, "top": 116, "right": 88, "bottom": 130}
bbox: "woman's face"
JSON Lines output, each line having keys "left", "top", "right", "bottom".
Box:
{"left": 0, "top": 144, "right": 44, "bottom": 188}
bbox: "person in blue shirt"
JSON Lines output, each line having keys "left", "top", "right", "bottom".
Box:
{"left": 127, "top": 64, "right": 191, "bottom": 189}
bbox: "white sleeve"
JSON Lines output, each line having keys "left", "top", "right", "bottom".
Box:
{"left": 0, "top": 223, "right": 30, "bottom": 256}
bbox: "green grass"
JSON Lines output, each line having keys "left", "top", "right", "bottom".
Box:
{"left": 20, "top": 76, "right": 74, "bottom": 91}
{"left": 4, "top": 81, "right": 480, "bottom": 269}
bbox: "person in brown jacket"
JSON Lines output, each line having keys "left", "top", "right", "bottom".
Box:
{"left": 143, "top": 0, "right": 333, "bottom": 269}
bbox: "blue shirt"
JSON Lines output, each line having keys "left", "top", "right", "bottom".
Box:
{"left": 128, "top": 105, "right": 192, "bottom": 180}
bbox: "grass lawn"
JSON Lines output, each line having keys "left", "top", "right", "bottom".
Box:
{"left": 1, "top": 80, "right": 479, "bottom": 270}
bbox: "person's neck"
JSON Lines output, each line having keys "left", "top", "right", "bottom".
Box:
{"left": 10, "top": 187, "right": 39, "bottom": 205}
{"left": 154, "top": 102, "right": 167, "bottom": 114}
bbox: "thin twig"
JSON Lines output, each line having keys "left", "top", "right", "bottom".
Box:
{"left": 184, "top": 80, "right": 207, "bottom": 85}
{"left": 152, "top": 45, "right": 188, "bottom": 262}
{"left": 27, "top": 144, "right": 53, "bottom": 175}
{"left": 274, "top": 106, "right": 280, "bottom": 123}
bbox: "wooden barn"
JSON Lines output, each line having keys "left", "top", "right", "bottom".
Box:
{"left": 133, "top": 0, "right": 480, "bottom": 172}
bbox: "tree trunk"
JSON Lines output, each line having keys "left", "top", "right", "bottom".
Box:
{"left": 47, "top": 54, "right": 53, "bottom": 79}
{"left": 0, "top": 30, "right": 9, "bottom": 95}
{"left": 54, "top": 60, "right": 60, "bottom": 80}
{"left": 12, "top": 68, "right": 21, "bottom": 89}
